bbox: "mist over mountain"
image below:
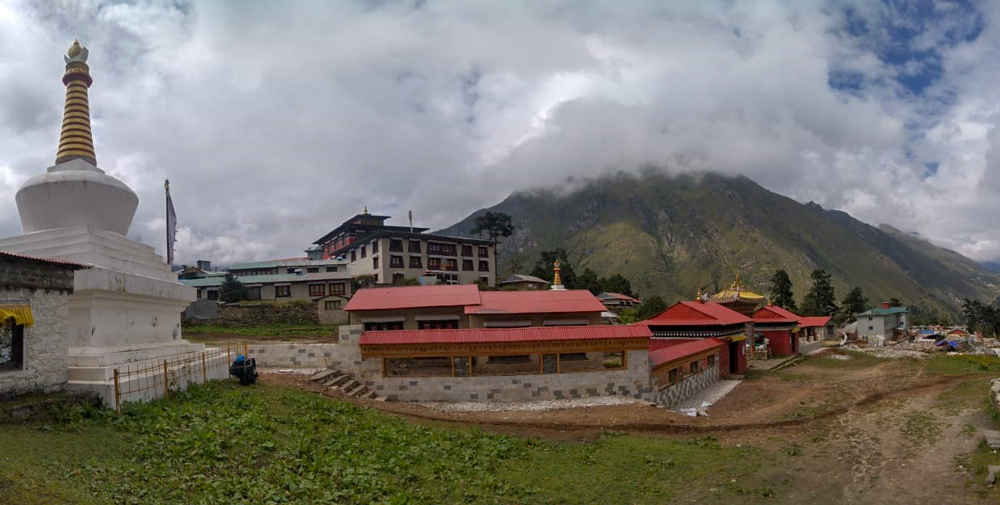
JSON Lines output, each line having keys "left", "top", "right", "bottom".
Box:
{"left": 440, "top": 171, "right": 1000, "bottom": 316}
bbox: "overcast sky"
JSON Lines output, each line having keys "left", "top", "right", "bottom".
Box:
{"left": 1, "top": 0, "right": 999, "bottom": 266}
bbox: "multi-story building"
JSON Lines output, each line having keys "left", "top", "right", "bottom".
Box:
{"left": 312, "top": 212, "right": 496, "bottom": 286}
{"left": 857, "top": 303, "right": 909, "bottom": 342}
{"left": 180, "top": 256, "right": 352, "bottom": 304}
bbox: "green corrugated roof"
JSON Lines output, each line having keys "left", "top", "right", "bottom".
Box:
{"left": 180, "top": 273, "right": 346, "bottom": 287}
{"left": 858, "top": 307, "right": 908, "bottom": 316}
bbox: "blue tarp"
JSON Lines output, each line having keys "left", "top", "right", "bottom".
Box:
{"left": 936, "top": 340, "right": 962, "bottom": 350}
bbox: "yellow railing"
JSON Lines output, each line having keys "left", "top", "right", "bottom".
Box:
{"left": 112, "top": 343, "right": 248, "bottom": 413}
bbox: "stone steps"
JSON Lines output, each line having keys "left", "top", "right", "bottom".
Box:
{"left": 310, "top": 368, "right": 383, "bottom": 401}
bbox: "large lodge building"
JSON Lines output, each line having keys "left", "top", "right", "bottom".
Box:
{"left": 312, "top": 212, "right": 496, "bottom": 287}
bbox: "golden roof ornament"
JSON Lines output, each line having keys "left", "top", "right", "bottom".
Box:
{"left": 56, "top": 39, "right": 96, "bottom": 165}
{"left": 552, "top": 259, "right": 563, "bottom": 287}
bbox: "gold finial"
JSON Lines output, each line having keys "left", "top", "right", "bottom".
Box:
{"left": 696, "top": 287, "right": 702, "bottom": 301}
{"left": 56, "top": 40, "right": 96, "bottom": 165}
{"left": 363, "top": 205, "right": 369, "bottom": 215}
{"left": 552, "top": 259, "right": 562, "bottom": 286}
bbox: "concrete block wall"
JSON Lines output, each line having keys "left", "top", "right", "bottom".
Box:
{"left": 650, "top": 365, "right": 720, "bottom": 408}
{"left": 0, "top": 286, "right": 70, "bottom": 399}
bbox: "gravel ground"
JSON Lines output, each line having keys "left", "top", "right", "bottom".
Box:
{"left": 416, "top": 396, "right": 650, "bottom": 413}
{"left": 257, "top": 367, "right": 325, "bottom": 375}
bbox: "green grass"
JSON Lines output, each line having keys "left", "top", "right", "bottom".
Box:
{"left": 182, "top": 323, "right": 338, "bottom": 339}
{"left": 0, "top": 382, "right": 794, "bottom": 505}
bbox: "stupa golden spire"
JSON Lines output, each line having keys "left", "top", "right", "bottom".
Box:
{"left": 56, "top": 40, "right": 96, "bottom": 165}
{"left": 552, "top": 259, "right": 563, "bottom": 286}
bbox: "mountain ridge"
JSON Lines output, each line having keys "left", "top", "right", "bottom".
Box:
{"left": 438, "top": 171, "right": 999, "bottom": 316}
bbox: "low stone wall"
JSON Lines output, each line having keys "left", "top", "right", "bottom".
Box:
{"left": 361, "top": 350, "right": 652, "bottom": 402}
{"left": 650, "top": 366, "right": 720, "bottom": 408}
{"left": 245, "top": 343, "right": 357, "bottom": 370}
{"left": 217, "top": 301, "right": 319, "bottom": 326}
{"left": 991, "top": 378, "right": 1000, "bottom": 422}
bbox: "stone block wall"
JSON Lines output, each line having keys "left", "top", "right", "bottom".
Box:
{"left": 650, "top": 365, "right": 720, "bottom": 408}
{"left": 0, "top": 286, "right": 71, "bottom": 399}
{"left": 217, "top": 301, "right": 319, "bottom": 326}
{"left": 365, "top": 355, "right": 652, "bottom": 402}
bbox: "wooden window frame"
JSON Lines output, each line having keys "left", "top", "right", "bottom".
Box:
{"left": 275, "top": 285, "right": 291, "bottom": 298}
{"left": 309, "top": 284, "right": 326, "bottom": 297}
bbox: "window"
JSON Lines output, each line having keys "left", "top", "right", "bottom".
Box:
{"left": 0, "top": 318, "right": 24, "bottom": 372}
{"left": 207, "top": 290, "right": 219, "bottom": 301}
{"left": 444, "top": 258, "right": 458, "bottom": 271}
{"left": 196, "top": 289, "right": 203, "bottom": 299}
{"left": 247, "top": 287, "right": 262, "bottom": 300}
{"left": 409, "top": 256, "right": 422, "bottom": 269}
{"left": 690, "top": 360, "right": 700, "bottom": 374}
{"left": 488, "top": 355, "right": 530, "bottom": 364}
{"left": 418, "top": 320, "right": 459, "bottom": 329}
{"left": 329, "top": 282, "right": 345, "bottom": 295}
{"left": 427, "top": 242, "right": 457, "bottom": 256}
{"left": 478, "top": 260, "right": 489, "bottom": 271}
{"left": 307, "top": 267, "right": 319, "bottom": 273}
{"left": 309, "top": 284, "right": 325, "bottom": 296}
{"left": 428, "top": 257, "right": 441, "bottom": 269}
{"left": 392, "top": 272, "right": 406, "bottom": 285}
{"left": 324, "top": 300, "right": 341, "bottom": 310}
{"left": 351, "top": 251, "right": 356, "bottom": 262}
{"left": 390, "top": 239, "right": 404, "bottom": 252}
{"left": 478, "top": 246, "right": 488, "bottom": 257}
{"left": 287, "top": 268, "right": 296, "bottom": 274}
{"left": 361, "top": 245, "right": 366, "bottom": 258}
{"left": 275, "top": 285, "right": 290, "bottom": 297}
{"left": 462, "top": 259, "right": 474, "bottom": 271}
{"left": 326, "top": 266, "right": 337, "bottom": 272}
{"left": 364, "top": 321, "right": 404, "bottom": 331}
{"left": 669, "top": 368, "right": 679, "bottom": 384}
{"left": 462, "top": 245, "right": 473, "bottom": 256}
{"left": 373, "top": 256, "right": 379, "bottom": 269}
{"left": 408, "top": 240, "right": 421, "bottom": 253}
{"left": 390, "top": 255, "right": 404, "bottom": 268}
{"left": 373, "top": 241, "right": 380, "bottom": 254}
{"left": 707, "top": 355, "right": 715, "bottom": 367}
{"left": 559, "top": 353, "right": 587, "bottom": 361}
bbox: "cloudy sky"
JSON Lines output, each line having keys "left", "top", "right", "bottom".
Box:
{"left": 1, "top": 0, "right": 998, "bottom": 266}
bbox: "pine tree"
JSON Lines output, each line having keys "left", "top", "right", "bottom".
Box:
{"left": 768, "top": 269, "right": 797, "bottom": 311}
{"left": 841, "top": 287, "right": 869, "bottom": 320}
{"left": 220, "top": 273, "right": 248, "bottom": 303}
{"left": 800, "top": 269, "right": 837, "bottom": 316}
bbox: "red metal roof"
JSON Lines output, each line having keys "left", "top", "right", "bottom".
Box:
{"left": 649, "top": 337, "right": 723, "bottom": 366}
{"left": 0, "top": 250, "right": 89, "bottom": 269}
{"left": 465, "top": 290, "right": 606, "bottom": 315}
{"left": 639, "top": 301, "right": 751, "bottom": 326}
{"left": 359, "top": 324, "right": 652, "bottom": 345}
{"left": 345, "top": 284, "right": 481, "bottom": 311}
{"left": 799, "top": 316, "right": 832, "bottom": 328}
{"left": 947, "top": 328, "right": 970, "bottom": 336}
{"left": 753, "top": 305, "right": 801, "bottom": 324}
{"left": 602, "top": 292, "right": 641, "bottom": 304}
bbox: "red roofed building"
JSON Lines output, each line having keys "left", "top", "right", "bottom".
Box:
{"left": 753, "top": 305, "right": 801, "bottom": 357}
{"left": 597, "top": 292, "right": 641, "bottom": 312}
{"left": 639, "top": 300, "right": 751, "bottom": 376}
{"left": 345, "top": 284, "right": 606, "bottom": 331}
{"left": 799, "top": 316, "right": 834, "bottom": 343}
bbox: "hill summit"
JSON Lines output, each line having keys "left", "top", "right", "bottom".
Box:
{"left": 439, "top": 171, "right": 1000, "bottom": 316}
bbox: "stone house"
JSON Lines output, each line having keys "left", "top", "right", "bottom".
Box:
{"left": 857, "top": 303, "right": 909, "bottom": 342}
{"left": 497, "top": 274, "right": 550, "bottom": 291}
{"left": 0, "top": 251, "right": 86, "bottom": 399}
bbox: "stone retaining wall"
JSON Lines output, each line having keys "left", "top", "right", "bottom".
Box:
{"left": 361, "top": 350, "right": 652, "bottom": 403}
{"left": 217, "top": 301, "right": 319, "bottom": 326}
{"left": 650, "top": 366, "right": 720, "bottom": 408}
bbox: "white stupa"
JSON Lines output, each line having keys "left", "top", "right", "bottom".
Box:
{"left": 0, "top": 41, "right": 203, "bottom": 404}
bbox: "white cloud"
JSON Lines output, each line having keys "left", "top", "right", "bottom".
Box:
{"left": 0, "top": 0, "right": 998, "bottom": 264}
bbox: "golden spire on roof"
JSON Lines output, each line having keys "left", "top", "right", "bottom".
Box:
{"left": 696, "top": 287, "right": 703, "bottom": 302}
{"left": 552, "top": 259, "right": 563, "bottom": 287}
{"left": 363, "top": 205, "right": 369, "bottom": 215}
{"left": 56, "top": 40, "right": 96, "bottom": 165}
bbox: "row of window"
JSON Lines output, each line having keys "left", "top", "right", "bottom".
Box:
{"left": 351, "top": 241, "right": 490, "bottom": 262}
{"left": 663, "top": 354, "right": 716, "bottom": 387}
{"left": 199, "top": 282, "right": 346, "bottom": 300}
{"left": 372, "top": 256, "right": 490, "bottom": 272}
{"left": 233, "top": 265, "right": 338, "bottom": 277}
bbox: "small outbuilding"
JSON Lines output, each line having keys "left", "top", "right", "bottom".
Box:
{"left": 0, "top": 251, "right": 87, "bottom": 399}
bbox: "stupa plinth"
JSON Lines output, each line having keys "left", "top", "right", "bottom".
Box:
{"left": 0, "top": 41, "right": 208, "bottom": 405}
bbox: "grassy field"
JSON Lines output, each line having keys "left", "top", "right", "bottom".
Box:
{"left": 181, "top": 323, "right": 339, "bottom": 342}
{"left": 0, "top": 381, "right": 789, "bottom": 505}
